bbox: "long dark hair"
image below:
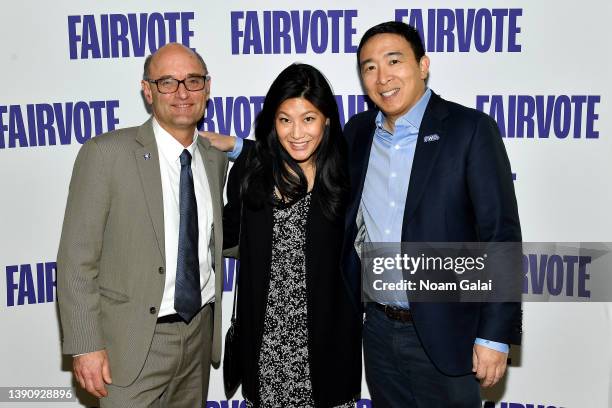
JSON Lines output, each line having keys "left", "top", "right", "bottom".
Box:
{"left": 242, "top": 63, "right": 347, "bottom": 220}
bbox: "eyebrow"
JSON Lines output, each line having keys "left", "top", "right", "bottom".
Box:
{"left": 359, "top": 51, "right": 404, "bottom": 68}
{"left": 276, "top": 110, "right": 320, "bottom": 116}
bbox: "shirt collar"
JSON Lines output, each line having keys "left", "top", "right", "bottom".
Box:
{"left": 152, "top": 118, "right": 199, "bottom": 165}
{"left": 375, "top": 88, "right": 432, "bottom": 132}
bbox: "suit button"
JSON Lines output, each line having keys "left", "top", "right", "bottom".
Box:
{"left": 149, "top": 307, "right": 157, "bottom": 314}
{"left": 158, "top": 267, "right": 165, "bottom": 274}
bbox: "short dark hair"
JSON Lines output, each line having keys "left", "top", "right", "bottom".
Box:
{"left": 357, "top": 21, "right": 425, "bottom": 65}
{"left": 243, "top": 63, "right": 348, "bottom": 220}
{"left": 142, "top": 45, "right": 207, "bottom": 80}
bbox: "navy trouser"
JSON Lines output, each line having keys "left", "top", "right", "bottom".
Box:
{"left": 363, "top": 303, "right": 481, "bottom": 408}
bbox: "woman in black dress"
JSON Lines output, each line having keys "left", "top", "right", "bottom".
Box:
{"left": 222, "top": 63, "right": 361, "bottom": 407}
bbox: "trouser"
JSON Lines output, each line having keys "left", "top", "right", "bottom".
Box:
{"left": 101, "top": 304, "right": 213, "bottom": 408}
{"left": 363, "top": 303, "right": 481, "bottom": 408}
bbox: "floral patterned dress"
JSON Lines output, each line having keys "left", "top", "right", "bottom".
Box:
{"left": 245, "top": 192, "right": 355, "bottom": 408}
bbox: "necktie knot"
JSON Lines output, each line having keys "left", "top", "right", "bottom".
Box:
{"left": 180, "top": 149, "right": 192, "bottom": 167}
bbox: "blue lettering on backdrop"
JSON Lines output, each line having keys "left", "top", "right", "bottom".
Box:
{"left": 395, "top": 8, "right": 522, "bottom": 52}
{"left": 5, "top": 259, "right": 239, "bottom": 305}
{"left": 230, "top": 10, "right": 358, "bottom": 54}
{"left": 335, "top": 95, "right": 375, "bottom": 126}
{"left": 0, "top": 95, "right": 371, "bottom": 149}
{"left": 476, "top": 95, "right": 600, "bottom": 139}
{"left": 6, "top": 262, "right": 57, "bottom": 307}
{"left": 522, "top": 254, "right": 591, "bottom": 298}
{"left": 223, "top": 258, "right": 240, "bottom": 292}
{"left": 0, "top": 101, "right": 119, "bottom": 149}
{"left": 200, "top": 94, "right": 373, "bottom": 138}
{"left": 205, "top": 400, "right": 245, "bottom": 408}
{"left": 484, "top": 402, "right": 565, "bottom": 408}
{"left": 205, "top": 399, "right": 372, "bottom": 407}
{"left": 68, "top": 12, "right": 194, "bottom": 59}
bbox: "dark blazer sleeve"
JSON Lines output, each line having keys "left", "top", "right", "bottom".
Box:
{"left": 466, "top": 114, "right": 521, "bottom": 243}
{"left": 343, "top": 115, "right": 358, "bottom": 146}
{"left": 222, "top": 139, "right": 254, "bottom": 256}
{"left": 466, "top": 114, "right": 522, "bottom": 345}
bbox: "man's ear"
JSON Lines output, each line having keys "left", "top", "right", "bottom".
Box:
{"left": 419, "top": 55, "right": 430, "bottom": 80}
{"left": 204, "top": 77, "right": 211, "bottom": 102}
{"left": 141, "top": 80, "right": 153, "bottom": 104}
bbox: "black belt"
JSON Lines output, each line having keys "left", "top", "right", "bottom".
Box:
{"left": 156, "top": 313, "right": 185, "bottom": 324}
{"left": 157, "top": 304, "right": 213, "bottom": 324}
{"left": 375, "top": 303, "right": 413, "bottom": 322}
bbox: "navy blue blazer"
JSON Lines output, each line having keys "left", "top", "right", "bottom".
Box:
{"left": 342, "top": 91, "right": 522, "bottom": 376}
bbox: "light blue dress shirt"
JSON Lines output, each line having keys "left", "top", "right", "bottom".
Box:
{"left": 227, "top": 136, "right": 243, "bottom": 161}
{"left": 361, "top": 89, "right": 431, "bottom": 244}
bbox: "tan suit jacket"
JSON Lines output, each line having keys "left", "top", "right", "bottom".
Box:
{"left": 57, "top": 118, "right": 227, "bottom": 386}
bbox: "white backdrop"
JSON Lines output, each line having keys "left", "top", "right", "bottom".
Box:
{"left": 1, "top": 1, "right": 611, "bottom": 407}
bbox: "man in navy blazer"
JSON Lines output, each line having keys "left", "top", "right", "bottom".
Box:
{"left": 342, "top": 22, "right": 522, "bottom": 407}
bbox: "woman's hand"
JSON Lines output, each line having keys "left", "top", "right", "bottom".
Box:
{"left": 198, "top": 131, "right": 236, "bottom": 152}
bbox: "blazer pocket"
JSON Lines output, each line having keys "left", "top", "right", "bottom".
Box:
{"left": 99, "top": 286, "right": 130, "bottom": 303}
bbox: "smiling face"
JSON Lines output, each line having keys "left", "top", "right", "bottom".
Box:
{"left": 359, "top": 33, "right": 430, "bottom": 128}
{"left": 275, "top": 97, "right": 328, "bottom": 170}
{"left": 141, "top": 44, "right": 209, "bottom": 138}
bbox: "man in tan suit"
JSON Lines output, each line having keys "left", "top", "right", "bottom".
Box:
{"left": 57, "top": 43, "right": 227, "bottom": 407}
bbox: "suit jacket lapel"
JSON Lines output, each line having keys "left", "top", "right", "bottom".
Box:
{"left": 402, "top": 93, "right": 448, "bottom": 232}
{"left": 196, "top": 136, "right": 228, "bottom": 364}
{"left": 134, "top": 118, "right": 165, "bottom": 262}
{"left": 196, "top": 137, "right": 222, "bottom": 258}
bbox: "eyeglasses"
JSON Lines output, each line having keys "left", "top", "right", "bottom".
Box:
{"left": 146, "top": 75, "right": 210, "bottom": 94}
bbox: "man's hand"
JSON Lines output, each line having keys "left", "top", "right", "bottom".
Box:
{"left": 472, "top": 344, "right": 507, "bottom": 388}
{"left": 73, "top": 350, "right": 112, "bottom": 398}
{"left": 198, "top": 131, "right": 236, "bottom": 152}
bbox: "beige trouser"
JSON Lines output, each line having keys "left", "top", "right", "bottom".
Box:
{"left": 100, "top": 304, "right": 213, "bottom": 408}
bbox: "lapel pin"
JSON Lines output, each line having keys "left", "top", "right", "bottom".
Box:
{"left": 143, "top": 153, "right": 151, "bottom": 160}
{"left": 423, "top": 134, "right": 440, "bottom": 143}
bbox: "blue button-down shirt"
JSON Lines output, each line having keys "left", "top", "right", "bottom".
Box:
{"left": 361, "top": 89, "right": 431, "bottom": 244}
{"left": 360, "top": 88, "right": 508, "bottom": 353}
{"left": 227, "top": 136, "right": 243, "bottom": 161}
